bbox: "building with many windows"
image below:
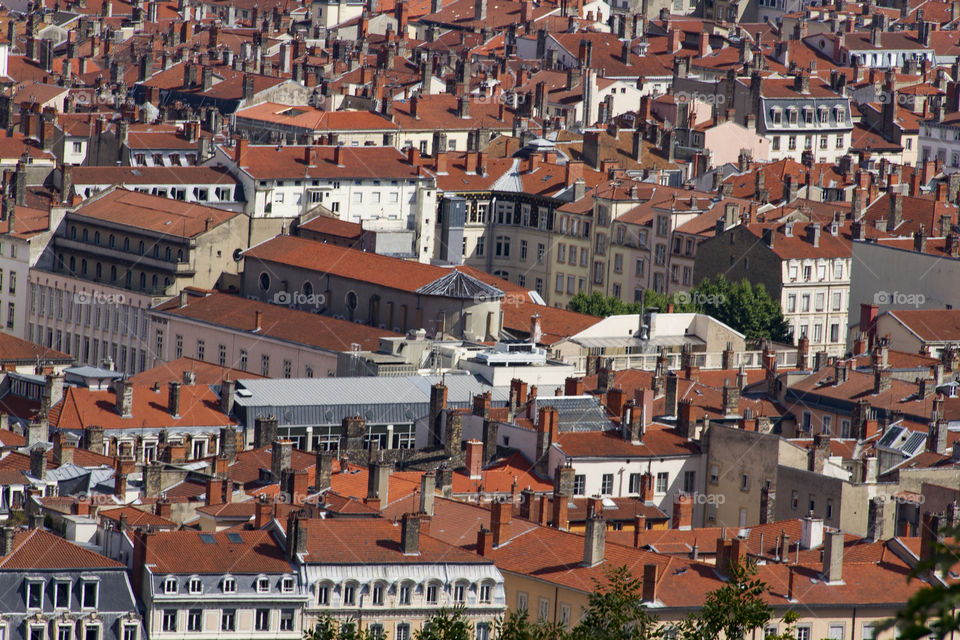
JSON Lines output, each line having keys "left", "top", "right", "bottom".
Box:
{"left": 693, "top": 220, "right": 852, "bottom": 357}
{"left": 0, "top": 527, "right": 143, "bottom": 640}
{"left": 29, "top": 188, "right": 250, "bottom": 374}
{"left": 133, "top": 529, "right": 306, "bottom": 640}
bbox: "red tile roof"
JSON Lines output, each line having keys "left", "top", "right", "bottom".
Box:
{"left": 0, "top": 528, "right": 124, "bottom": 569}
{"left": 72, "top": 188, "right": 238, "bottom": 238}
{"left": 142, "top": 529, "right": 293, "bottom": 574}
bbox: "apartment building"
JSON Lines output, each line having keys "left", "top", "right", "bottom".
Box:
{"left": 919, "top": 112, "right": 960, "bottom": 167}
{"left": 133, "top": 530, "right": 306, "bottom": 640}
{"left": 29, "top": 188, "right": 248, "bottom": 373}
{"left": 732, "top": 72, "right": 853, "bottom": 165}
{"left": 149, "top": 291, "right": 399, "bottom": 378}
{"left": 0, "top": 527, "right": 143, "bottom": 640}
{"left": 694, "top": 220, "right": 852, "bottom": 356}
{"left": 68, "top": 166, "right": 244, "bottom": 212}
{"left": 214, "top": 141, "right": 437, "bottom": 261}
{"left": 49, "top": 376, "right": 236, "bottom": 464}
{"left": 242, "top": 235, "right": 503, "bottom": 341}
{"left": 290, "top": 513, "right": 506, "bottom": 640}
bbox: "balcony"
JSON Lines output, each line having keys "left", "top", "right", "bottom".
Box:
{"left": 55, "top": 238, "right": 196, "bottom": 275}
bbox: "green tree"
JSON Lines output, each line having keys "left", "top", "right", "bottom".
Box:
{"left": 415, "top": 606, "right": 473, "bottom": 640}
{"left": 569, "top": 291, "right": 632, "bottom": 317}
{"left": 695, "top": 275, "right": 790, "bottom": 342}
{"left": 570, "top": 565, "right": 660, "bottom": 640}
{"left": 496, "top": 609, "right": 569, "bottom": 640}
{"left": 880, "top": 524, "right": 960, "bottom": 639}
{"left": 672, "top": 560, "right": 797, "bottom": 640}
{"left": 303, "top": 615, "right": 376, "bottom": 640}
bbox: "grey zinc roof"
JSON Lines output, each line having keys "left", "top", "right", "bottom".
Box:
{"left": 234, "top": 374, "right": 508, "bottom": 427}
{"left": 415, "top": 270, "right": 504, "bottom": 300}
{"left": 534, "top": 396, "right": 614, "bottom": 432}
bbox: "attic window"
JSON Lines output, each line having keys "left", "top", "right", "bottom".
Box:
{"left": 278, "top": 108, "right": 307, "bottom": 117}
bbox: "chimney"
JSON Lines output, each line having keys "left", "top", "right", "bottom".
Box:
{"left": 29, "top": 446, "right": 47, "bottom": 480}
{"left": 167, "top": 381, "right": 181, "bottom": 417}
{"left": 315, "top": 451, "right": 333, "bottom": 491}
{"left": 823, "top": 530, "right": 844, "bottom": 583}
{"left": 401, "top": 513, "right": 421, "bottom": 555}
{"left": 551, "top": 492, "right": 569, "bottom": 530}
{"left": 271, "top": 439, "right": 293, "bottom": 481}
{"left": 800, "top": 512, "right": 824, "bottom": 549}
{"left": 721, "top": 378, "right": 740, "bottom": 416}
{"left": 874, "top": 364, "right": 892, "bottom": 394}
{"left": 1, "top": 527, "right": 14, "bottom": 556}
{"left": 254, "top": 415, "right": 279, "bottom": 449}
{"left": 255, "top": 494, "right": 273, "bottom": 528}
{"left": 536, "top": 407, "right": 559, "bottom": 475}
{"left": 671, "top": 494, "right": 692, "bottom": 530}
{"left": 491, "top": 500, "right": 512, "bottom": 547}
{"left": 53, "top": 432, "right": 74, "bottom": 466}
{"left": 367, "top": 460, "right": 391, "bottom": 506}
{"left": 420, "top": 473, "right": 435, "bottom": 516}
{"left": 582, "top": 513, "right": 605, "bottom": 566}
{"left": 866, "top": 496, "right": 886, "bottom": 541}
{"left": 928, "top": 418, "right": 948, "bottom": 455}
{"left": 115, "top": 379, "right": 134, "bottom": 417}
{"left": 642, "top": 563, "right": 659, "bottom": 602}
{"left": 206, "top": 478, "right": 224, "bottom": 506}
{"left": 466, "top": 440, "right": 483, "bottom": 479}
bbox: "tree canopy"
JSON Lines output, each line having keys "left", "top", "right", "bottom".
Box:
{"left": 568, "top": 275, "right": 790, "bottom": 342}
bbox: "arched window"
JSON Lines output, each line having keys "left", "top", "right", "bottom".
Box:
{"left": 82, "top": 228, "right": 88, "bottom": 242}
{"left": 165, "top": 247, "right": 171, "bottom": 261}
{"left": 110, "top": 265, "right": 117, "bottom": 281}
{"left": 94, "top": 231, "right": 100, "bottom": 245}
{"left": 259, "top": 273, "right": 271, "bottom": 290}
{"left": 69, "top": 256, "right": 75, "bottom": 272}
{"left": 109, "top": 234, "right": 115, "bottom": 248}
{"left": 138, "top": 241, "right": 144, "bottom": 255}
{"left": 80, "top": 259, "right": 87, "bottom": 275}
{"left": 95, "top": 263, "right": 102, "bottom": 280}
{"left": 139, "top": 273, "right": 146, "bottom": 290}
{"left": 124, "top": 238, "right": 130, "bottom": 251}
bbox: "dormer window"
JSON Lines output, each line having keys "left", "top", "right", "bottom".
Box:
{"left": 188, "top": 578, "right": 202, "bottom": 595}
{"left": 162, "top": 577, "right": 177, "bottom": 595}
{"left": 479, "top": 583, "right": 492, "bottom": 603}
{"left": 770, "top": 108, "right": 782, "bottom": 125}
{"left": 26, "top": 579, "right": 43, "bottom": 609}
{"left": 222, "top": 577, "right": 236, "bottom": 594}
{"left": 281, "top": 577, "right": 294, "bottom": 593}
{"left": 256, "top": 577, "right": 270, "bottom": 593}
{"left": 803, "top": 108, "right": 813, "bottom": 125}
{"left": 453, "top": 584, "right": 466, "bottom": 603}
{"left": 834, "top": 107, "right": 845, "bottom": 124}
{"left": 81, "top": 579, "right": 99, "bottom": 608}
{"left": 787, "top": 108, "right": 798, "bottom": 125}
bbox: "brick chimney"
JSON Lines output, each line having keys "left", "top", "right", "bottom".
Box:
{"left": 465, "top": 440, "right": 483, "bottom": 479}
{"left": 491, "top": 500, "right": 512, "bottom": 547}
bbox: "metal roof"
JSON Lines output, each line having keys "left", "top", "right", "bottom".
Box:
{"left": 234, "top": 375, "right": 508, "bottom": 427}
{"left": 534, "top": 395, "right": 614, "bottom": 432}
{"left": 414, "top": 270, "right": 503, "bottom": 300}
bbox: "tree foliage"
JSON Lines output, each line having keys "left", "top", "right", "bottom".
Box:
{"left": 303, "top": 615, "right": 377, "bottom": 640}
{"left": 671, "top": 560, "right": 797, "bottom": 640}
{"left": 880, "top": 525, "right": 960, "bottom": 639}
{"left": 568, "top": 275, "right": 790, "bottom": 342}
{"left": 415, "top": 606, "right": 473, "bottom": 640}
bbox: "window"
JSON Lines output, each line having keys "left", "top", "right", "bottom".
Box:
{"left": 218, "top": 345, "right": 226, "bottom": 367}
{"left": 188, "top": 610, "right": 203, "bottom": 632}
{"left": 396, "top": 624, "right": 411, "bottom": 640}
{"left": 479, "top": 583, "right": 492, "bottom": 603}
{"left": 256, "top": 577, "right": 270, "bottom": 593}
{"left": 163, "top": 577, "right": 177, "bottom": 594}
{"left": 175, "top": 335, "right": 183, "bottom": 359}
{"left": 741, "top": 473, "right": 750, "bottom": 491}
{"left": 279, "top": 610, "right": 294, "bottom": 632}
{"left": 538, "top": 597, "right": 550, "bottom": 621}
{"left": 601, "top": 473, "right": 614, "bottom": 495}
{"left": 537, "top": 243, "right": 545, "bottom": 262}
{"left": 518, "top": 592, "right": 529, "bottom": 612}
{"left": 81, "top": 580, "right": 98, "bottom": 608}
{"left": 57, "top": 626, "right": 72, "bottom": 640}
{"left": 283, "top": 360, "right": 292, "bottom": 378}
{"left": 162, "top": 611, "right": 177, "bottom": 633}
{"left": 239, "top": 351, "right": 248, "bottom": 371}
{"left": 369, "top": 625, "right": 384, "bottom": 640}
{"left": 796, "top": 626, "right": 811, "bottom": 640}
{"left": 791, "top": 490, "right": 799, "bottom": 510}
{"left": 656, "top": 472, "right": 668, "bottom": 493}
{"left": 454, "top": 584, "right": 466, "bottom": 603}
{"left": 26, "top": 581, "right": 43, "bottom": 609}
{"left": 318, "top": 585, "right": 330, "bottom": 605}
{"left": 573, "top": 474, "right": 586, "bottom": 496}
{"left": 49, "top": 580, "right": 70, "bottom": 609}
{"left": 343, "top": 584, "right": 356, "bottom": 605}
{"left": 477, "top": 623, "right": 492, "bottom": 640}
{"left": 426, "top": 583, "right": 439, "bottom": 604}
{"left": 221, "top": 609, "right": 236, "bottom": 632}
{"left": 827, "top": 623, "right": 844, "bottom": 640}
{"left": 520, "top": 240, "right": 528, "bottom": 260}
{"left": 557, "top": 244, "right": 566, "bottom": 262}
{"left": 222, "top": 577, "right": 236, "bottom": 593}
{"left": 683, "top": 470, "right": 696, "bottom": 493}
{"left": 196, "top": 340, "right": 205, "bottom": 361}
{"left": 282, "top": 576, "right": 294, "bottom": 593}
{"left": 122, "top": 626, "right": 136, "bottom": 640}
{"left": 373, "top": 583, "right": 385, "bottom": 605}
{"left": 495, "top": 236, "right": 510, "bottom": 257}
{"left": 399, "top": 583, "right": 411, "bottom": 605}
{"left": 788, "top": 136, "right": 797, "bottom": 150}
{"left": 559, "top": 604, "right": 572, "bottom": 629}
{"left": 476, "top": 237, "right": 484, "bottom": 256}
{"left": 822, "top": 416, "right": 832, "bottom": 435}
{"left": 555, "top": 274, "right": 564, "bottom": 293}
{"left": 254, "top": 610, "right": 269, "bottom": 632}
{"left": 629, "top": 473, "right": 642, "bottom": 494}
{"left": 261, "top": 354, "right": 270, "bottom": 376}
